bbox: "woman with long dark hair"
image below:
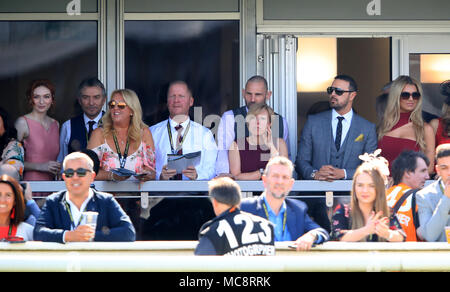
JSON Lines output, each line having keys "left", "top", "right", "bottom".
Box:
{"left": 0, "top": 174, "right": 33, "bottom": 241}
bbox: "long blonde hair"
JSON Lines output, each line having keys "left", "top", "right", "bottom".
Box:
{"left": 350, "top": 162, "right": 390, "bottom": 242}
{"left": 102, "top": 89, "right": 148, "bottom": 143}
{"left": 377, "top": 75, "right": 426, "bottom": 151}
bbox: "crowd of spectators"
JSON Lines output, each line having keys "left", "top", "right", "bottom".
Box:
{"left": 0, "top": 75, "right": 449, "bottom": 247}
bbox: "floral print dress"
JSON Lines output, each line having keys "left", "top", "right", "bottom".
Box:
{"left": 331, "top": 203, "right": 406, "bottom": 242}
{"left": 92, "top": 140, "right": 156, "bottom": 181}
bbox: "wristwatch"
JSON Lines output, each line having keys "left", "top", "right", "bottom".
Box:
{"left": 311, "top": 170, "right": 317, "bottom": 179}
{"left": 259, "top": 168, "right": 264, "bottom": 176}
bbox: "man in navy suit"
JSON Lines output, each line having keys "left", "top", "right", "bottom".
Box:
{"left": 240, "top": 156, "right": 329, "bottom": 251}
{"left": 34, "top": 152, "right": 135, "bottom": 243}
{"left": 295, "top": 75, "right": 378, "bottom": 232}
{"left": 57, "top": 77, "right": 106, "bottom": 163}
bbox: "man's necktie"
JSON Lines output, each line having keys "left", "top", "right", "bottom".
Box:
{"left": 335, "top": 116, "right": 344, "bottom": 151}
{"left": 174, "top": 124, "right": 183, "bottom": 180}
{"left": 87, "top": 121, "right": 96, "bottom": 140}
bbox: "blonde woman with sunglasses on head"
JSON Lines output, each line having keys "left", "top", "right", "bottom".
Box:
{"left": 87, "top": 89, "right": 156, "bottom": 182}
{"left": 377, "top": 75, "right": 435, "bottom": 175}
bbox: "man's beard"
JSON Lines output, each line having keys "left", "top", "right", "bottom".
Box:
{"left": 271, "top": 190, "right": 288, "bottom": 199}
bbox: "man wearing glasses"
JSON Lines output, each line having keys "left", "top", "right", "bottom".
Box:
{"left": 34, "top": 152, "right": 135, "bottom": 242}
{"left": 416, "top": 143, "right": 450, "bottom": 242}
{"left": 295, "top": 74, "right": 377, "bottom": 231}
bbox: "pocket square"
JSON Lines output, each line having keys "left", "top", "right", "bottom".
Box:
{"left": 355, "top": 134, "right": 364, "bottom": 142}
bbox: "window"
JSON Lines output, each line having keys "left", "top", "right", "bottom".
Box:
{"left": 124, "top": 20, "right": 240, "bottom": 128}
{"left": 0, "top": 21, "right": 98, "bottom": 124}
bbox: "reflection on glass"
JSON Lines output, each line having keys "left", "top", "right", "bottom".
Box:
{"left": 296, "top": 38, "right": 337, "bottom": 92}
{"left": 0, "top": 21, "right": 98, "bottom": 124}
{"left": 410, "top": 53, "right": 450, "bottom": 120}
{"left": 124, "top": 20, "right": 239, "bottom": 128}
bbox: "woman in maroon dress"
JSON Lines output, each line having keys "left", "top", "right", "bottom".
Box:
{"left": 429, "top": 80, "right": 450, "bottom": 147}
{"left": 228, "top": 104, "right": 288, "bottom": 180}
{"left": 377, "top": 75, "right": 435, "bottom": 174}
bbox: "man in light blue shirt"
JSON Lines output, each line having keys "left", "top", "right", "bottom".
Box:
{"left": 241, "top": 156, "right": 329, "bottom": 250}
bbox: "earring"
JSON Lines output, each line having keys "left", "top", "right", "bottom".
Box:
{"left": 10, "top": 207, "right": 15, "bottom": 220}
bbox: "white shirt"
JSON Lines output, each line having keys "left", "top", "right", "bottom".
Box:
{"left": 64, "top": 189, "right": 94, "bottom": 230}
{"left": 16, "top": 222, "right": 34, "bottom": 241}
{"left": 331, "top": 108, "right": 353, "bottom": 148}
{"left": 215, "top": 107, "right": 290, "bottom": 175}
{"left": 62, "top": 189, "right": 94, "bottom": 243}
{"left": 150, "top": 118, "right": 218, "bottom": 180}
{"left": 57, "top": 112, "right": 103, "bottom": 163}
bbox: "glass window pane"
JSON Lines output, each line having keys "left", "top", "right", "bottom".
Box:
{"left": 124, "top": 20, "right": 240, "bottom": 128}
{"left": 0, "top": 21, "right": 98, "bottom": 125}
{"left": 296, "top": 37, "right": 390, "bottom": 138}
{"left": 410, "top": 53, "right": 450, "bottom": 120}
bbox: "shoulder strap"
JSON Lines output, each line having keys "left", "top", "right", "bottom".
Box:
{"left": 411, "top": 191, "right": 420, "bottom": 229}
{"left": 391, "top": 188, "right": 418, "bottom": 215}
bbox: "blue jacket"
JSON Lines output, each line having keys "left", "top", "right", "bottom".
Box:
{"left": 240, "top": 195, "right": 329, "bottom": 243}
{"left": 34, "top": 189, "right": 136, "bottom": 243}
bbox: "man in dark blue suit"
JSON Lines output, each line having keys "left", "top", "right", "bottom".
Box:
{"left": 34, "top": 152, "right": 135, "bottom": 243}
{"left": 240, "top": 156, "right": 329, "bottom": 251}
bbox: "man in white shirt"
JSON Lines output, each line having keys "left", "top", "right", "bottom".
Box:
{"left": 57, "top": 77, "right": 106, "bottom": 163}
{"left": 142, "top": 81, "right": 217, "bottom": 240}
{"left": 150, "top": 80, "right": 217, "bottom": 181}
{"left": 215, "top": 75, "right": 289, "bottom": 176}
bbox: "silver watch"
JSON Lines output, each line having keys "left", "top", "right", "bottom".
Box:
{"left": 311, "top": 170, "right": 317, "bottom": 179}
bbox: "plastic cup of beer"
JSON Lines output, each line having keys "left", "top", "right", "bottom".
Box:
{"left": 80, "top": 211, "right": 98, "bottom": 241}
{"left": 446, "top": 226, "right": 450, "bottom": 243}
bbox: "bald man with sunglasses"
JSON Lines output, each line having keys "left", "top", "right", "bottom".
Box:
{"left": 34, "top": 152, "right": 135, "bottom": 243}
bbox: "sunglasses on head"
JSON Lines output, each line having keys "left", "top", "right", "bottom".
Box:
{"left": 108, "top": 100, "right": 127, "bottom": 110}
{"left": 327, "top": 87, "right": 355, "bottom": 96}
{"left": 63, "top": 168, "right": 90, "bottom": 178}
{"left": 400, "top": 91, "right": 421, "bottom": 100}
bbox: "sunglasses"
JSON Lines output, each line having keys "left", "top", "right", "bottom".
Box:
{"left": 400, "top": 91, "right": 421, "bottom": 100}
{"left": 327, "top": 87, "right": 355, "bottom": 96}
{"left": 108, "top": 100, "right": 128, "bottom": 110}
{"left": 63, "top": 168, "right": 90, "bottom": 178}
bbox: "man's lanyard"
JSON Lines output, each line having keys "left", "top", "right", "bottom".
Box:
{"left": 167, "top": 120, "right": 191, "bottom": 154}
{"left": 112, "top": 133, "right": 130, "bottom": 168}
{"left": 262, "top": 202, "right": 287, "bottom": 234}
{"left": 64, "top": 201, "right": 88, "bottom": 230}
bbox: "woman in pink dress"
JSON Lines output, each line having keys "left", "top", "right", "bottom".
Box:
{"left": 377, "top": 76, "right": 435, "bottom": 175}
{"left": 15, "top": 79, "right": 61, "bottom": 183}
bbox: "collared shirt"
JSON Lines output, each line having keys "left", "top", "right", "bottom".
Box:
{"left": 64, "top": 189, "right": 94, "bottom": 230}
{"left": 62, "top": 189, "right": 94, "bottom": 243}
{"left": 57, "top": 112, "right": 103, "bottom": 163}
{"left": 331, "top": 109, "right": 353, "bottom": 179}
{"left": 215, "top": 107, "right": 290, "bottom": 175}
{"left": 331, "top": 108, "right": 353, "bottom": 147}
{"left": 167, "top": 118, "right": 190, "bottom": 152}
{"left": 262, "top": 195, "right": 291, "bottom": 241}
{"left": 150, "top": 118, "right": 218, "bottom": 180}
